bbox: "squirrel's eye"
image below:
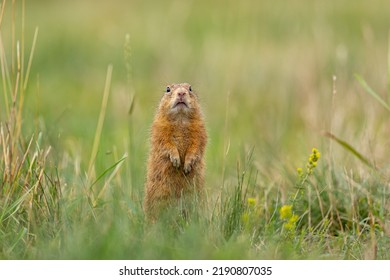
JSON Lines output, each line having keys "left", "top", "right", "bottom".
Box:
{"left": 189, "top": 86, "right": 192, "bottom": 91}
{"left": 166, "top": 86, "right": 171, "bottom": 93}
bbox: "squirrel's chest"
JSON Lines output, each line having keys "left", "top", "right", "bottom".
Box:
{"left": 172, "top": 127, "right": 191, "bottom": 151}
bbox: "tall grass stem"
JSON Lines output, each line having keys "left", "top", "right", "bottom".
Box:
{"left": 87, "top": 64, "right": 113, "bottom": 183}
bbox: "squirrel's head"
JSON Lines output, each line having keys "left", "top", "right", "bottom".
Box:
{"left": 161, "top": 83, "right": 199, "bottom": 118}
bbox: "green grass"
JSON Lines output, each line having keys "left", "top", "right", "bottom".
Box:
{"left": 1, "top": 0, "right": 390, "bottom": 259}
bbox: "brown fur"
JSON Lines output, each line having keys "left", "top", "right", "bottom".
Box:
{"left": 143, "top": 83, "right": 207, "bottom": 220}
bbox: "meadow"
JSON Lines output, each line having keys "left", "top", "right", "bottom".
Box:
{"left": 1, "top": 0, "right": 390, "bottom": 259}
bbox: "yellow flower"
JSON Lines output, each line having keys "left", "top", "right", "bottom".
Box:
{"left": 279, "top": 205, "right": 293, "bottom": 220}
{"left": 247, "top": 197, "right": 256, "bottom": 207}
{"left": 304, "top": 148, "right": 321, "bottom": 173}
{"left": 283, "top": 222, "right": 294, "bottom": 230}
{"left": 290, "top": 214, "right": 298, "bottom": 223}
{"left": 283, "top": 221, "right": 295, "bottom": 230}
{"left": 283, "top": 215, "right": 299, "bottom": 231}
{"left": 241, "top": 212, "right": 249, "bottom": 224}
{"left": 310, "top": 148, "right": 320, "bottom": 163}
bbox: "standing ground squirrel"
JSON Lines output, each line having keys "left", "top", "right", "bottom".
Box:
{"left": 144, "top": 83, "right": 207, "bottom": 220}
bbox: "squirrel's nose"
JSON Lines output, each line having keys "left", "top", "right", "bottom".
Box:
{"left": 177, "top": 91, "right": 186, "bottom": 97}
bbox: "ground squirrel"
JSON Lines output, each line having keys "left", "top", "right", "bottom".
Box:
{"left": 143, "top": 83, "right": 207, "bottom": 220}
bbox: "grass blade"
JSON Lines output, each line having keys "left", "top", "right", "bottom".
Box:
{"left": 388, "top": 31, "right": 390, "bottom": 104}
{"left": 355, "top": 74, "right": 390, "bottom": 112}
{"left": 324, "top": 132, "right": 374, "bottom": 169}
{"left": 93, "top": 153, "right": 128, "bottom": 206}
{"left": 6, "top": 227, "right": 27, "bottom": 255}
{"left": 0, "top": 1, "right": 7, "bottom": 29}
{"left": 87, "top": 64, "right": 113, "bottom": 182}
{"left": 1, "top": 187, "right": 33, "bottom": 223}
{"left": 23, "top": 26, "right": 39, "bottom": 91}
{"left": 89, "top": 153, "right": 127, "bottom": 190}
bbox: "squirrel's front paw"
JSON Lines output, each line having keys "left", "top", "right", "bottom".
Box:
{"left": 169, "top": 152, "right": 181, "bottom": 168}
{"left": 184, "top": 155, "right": 198, "bottom": 174}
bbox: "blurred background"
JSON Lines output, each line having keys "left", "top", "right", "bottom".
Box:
{"left": 1, "top": 0, "right": 390, "bottom": 191}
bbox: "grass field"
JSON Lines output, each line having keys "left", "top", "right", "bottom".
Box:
{"left": 1, "top": 0, "right": 390, "bottom": 259}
